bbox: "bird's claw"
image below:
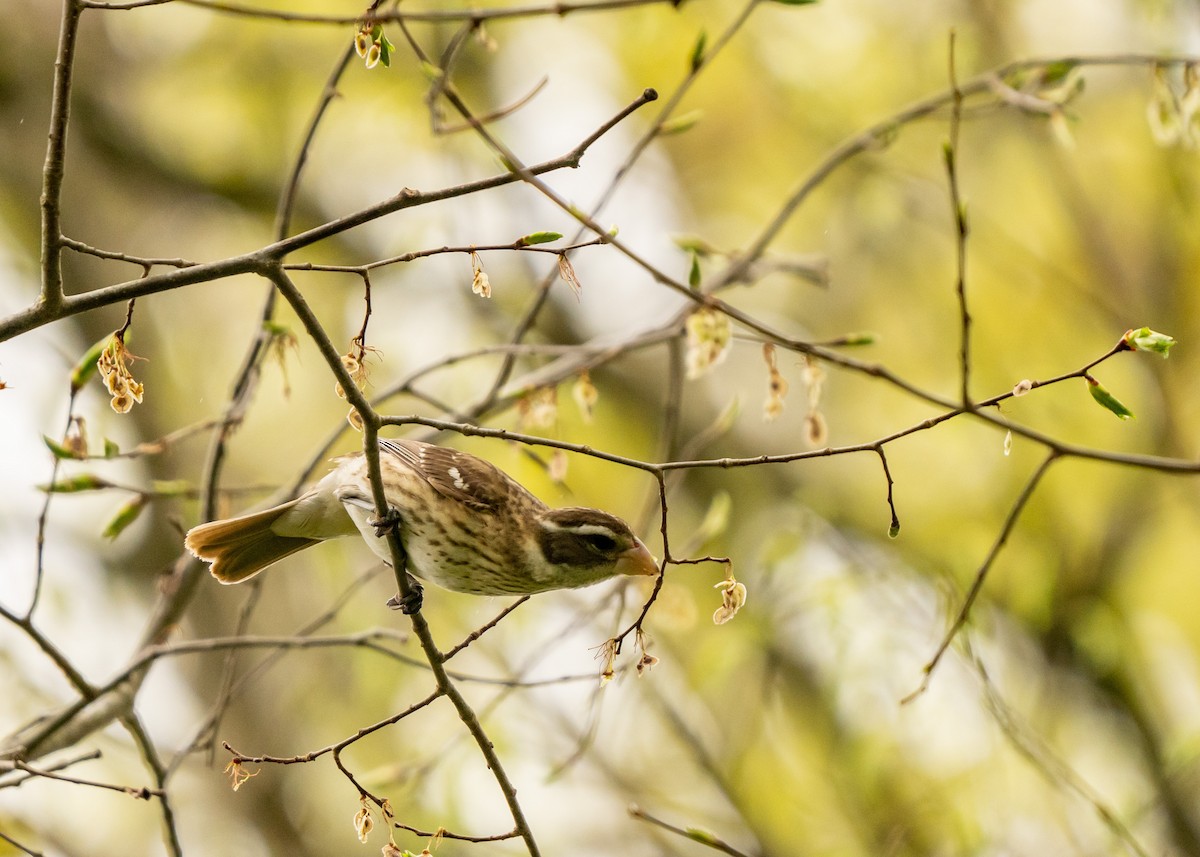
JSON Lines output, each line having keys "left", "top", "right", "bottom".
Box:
{"left": 368, "top": 507, "right": 402, "bottom": 538}
{"left": 385, "top": 576, "right": 424, "bottom": 615}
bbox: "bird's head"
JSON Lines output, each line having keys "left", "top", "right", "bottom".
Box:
{"left": 536, "top": 507, "right": 658, "bottom": 588}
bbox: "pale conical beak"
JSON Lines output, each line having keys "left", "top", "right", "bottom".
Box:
{"left": 614, "top": 539, "right": 659, "bottom": 577}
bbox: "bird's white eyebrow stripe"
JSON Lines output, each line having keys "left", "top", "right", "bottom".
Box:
{"left": 541, "top": 520, "right": 615, "bottom": 535}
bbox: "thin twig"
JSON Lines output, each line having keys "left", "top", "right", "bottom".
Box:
{"left": 442, "top": 596, "right": 530, "bottom": 661}
{"left": 0, "top": 749, "right": 101, "bottom": 790}
{"left": 0, "top": 830, "right": 44, "bottom": 857}
{"left": 903, "top": 450, "right": 1060, "bottom": 703}
{"left": 119, "top": 714, "right": 183, "bottom": 857}
{"left": 0, "top": 602, "right": 94, "bottom": 700}
{"left": 968, "top": 645, "right": 1151, "bottom": 857}
{"left": 5, "top": 759, "right": 163, "bottom": 801}
{"left": 223, "top": 690, "right": 442, "bottom": 765}
{"left": 945, "top": 31, "right": 973, "bottom": 407}
{"left": 82, "top": 0, "right": 675, "bottom": 25}
{"left": 628, "top": 804, "right": 754, "bottom": 857}
{"left": 27, "top": 393, "right": 77, "bottom": 619}
{"left": 391, "top": 822, "right": 520, "bottom": 843}
{"left": 266, "top": 264, "right": 544, "bottom": 856}
{"left": 37, "top": 0, "right": 83, "bottom": 312}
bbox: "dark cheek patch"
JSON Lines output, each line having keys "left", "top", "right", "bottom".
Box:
{"left": 539, "top": 530, "right": 605, "bottom": 568}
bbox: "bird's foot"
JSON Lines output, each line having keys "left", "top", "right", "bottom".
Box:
{"left": 367, "top": 507, "right": 402, "bottom": 538}
{"left": 385, "top": 575, "right": 424, "bottom": 615}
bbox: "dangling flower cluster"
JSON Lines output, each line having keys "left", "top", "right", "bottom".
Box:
{"left": 801, "top": 355, "right": 828, "bottom": 446}
{"left": 336, "top": 340, "right": 378, "bottom": 431}
{"left": 97, "top": 334, "right": 144, "bottom": 414}
{"left": 557, "top": 255, "right": 583, "bottom": 300}
{"left": 353, "top": 798, "right": 374, "bottom": 844}
{"left": 335, "top": 349, "right": 369, "bottom": 398}
{"left": 354, "top": 22, "right": 394, "bottom": 69}
{"left": 224, "top": 759, "right": 258, "bottom": 792}
{"left": 761, "top": 343, "right": 789, "bottom": 421}
{"left": 518, "top": 386, "right": 558, "bottom": 430}
{"left": 594, "top": 637, "right": 619, "bottom": 684}
{"left": 352, "top": 796, "right": 398, "bottom": 849}
{"left": 63, "top": 415, "right": 88, "bottom": 458}
{"left": 469, "top": 251, "right": 491, "bottom": 298}
{"left": 475, "top": 22, "right": 499, "bottom": 52}
{"left": 263, "top": 320, "right": 299, "bottom": 398}
{"left": 572, "top": 370, "right": 599, "bottom": 423}
{"left": 1147, "top": 63, "right": 1200, "bottom": 148}
{"left": 712, "top": 570, "right": 747, "bottom": 625}
{"left": 684, "top": 306, "right": 731, "bottom": 379}
{"left": 548, "top": 449, "right": 569, "bottom": 483}
{"left": 634, "top": 628, "right": 658, "bottom": 677}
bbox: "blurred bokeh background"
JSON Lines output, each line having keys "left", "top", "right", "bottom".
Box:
{"left": 3, "top": 0, "right": 1200, "bottom": 855}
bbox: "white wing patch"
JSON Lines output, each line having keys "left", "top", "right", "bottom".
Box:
{"left": 448, "top": 465, "right": 469, "bottom": 491}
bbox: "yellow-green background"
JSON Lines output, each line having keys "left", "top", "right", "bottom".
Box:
{"left": 2, "top": 1, "right": 1200, "bottom": 855}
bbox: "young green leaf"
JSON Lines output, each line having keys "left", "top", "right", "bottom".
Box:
{"left": 672, "top": 235, "right": 713, "bottom": 256}
{"left": 43, "top": 435, "right": 84, "bottom": 460}
{"left": 376, "top": 31, "right": 394, "bottom": 67}
{"left": 262, "top": 320, "right": 294, "bottom": 338}
{"left": 40, "top": 474, "right": 112, "bottom": 493}
{"left": 1040, "top": 60, "right": 1079, "bottom": 86}
{"left": 520, "top": 231, "right": 563, "bottom": 246}
{"left": 103, "top": 495, "right": 147, "bottom": 540}
{"left": 70, "top": 335, "right": 111, "bottom": 394}
{"left": 1123, "top": 326, "right": 1176, "bottom": 358}
{"left": 685, "top": 828, "right": 721, "bottom": 847}
{"left": 692, "top": 491, "right": 732, "bottom": 546}
{"left": 688, "top": 252, "right": 702, "bottom": 289}
{"left": 836, "top": 332, "right": 877, "bottom": 347}
{"left": 1086, "top": 376, "right": 1134, "bottom": 420}
{"left": 659, "top": 109, "right": 704, "bottom": 136}
{"left": 712, "top": 397, "right": 741, "bottom": 436}
{"left": 690, "top": 30, "right": 707, "bottom": 73}
{"left": 151, "top": 479, "right": 192, "bottom": 496}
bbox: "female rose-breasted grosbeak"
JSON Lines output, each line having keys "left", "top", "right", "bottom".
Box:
{"left": 184, "top": 439, "right": 658, "bottom": 612}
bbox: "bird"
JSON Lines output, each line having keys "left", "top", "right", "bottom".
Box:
{"left": 184, "top": 438, "right": 658, "bottom": 613}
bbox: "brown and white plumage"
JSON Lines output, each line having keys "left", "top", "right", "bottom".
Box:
{"left": 185, "top": 439, "right": 657, "bottom": 604}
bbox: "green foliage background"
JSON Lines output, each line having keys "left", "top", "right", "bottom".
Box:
{"left": 2, "top": 1, "right": 1200, "bottom": 855}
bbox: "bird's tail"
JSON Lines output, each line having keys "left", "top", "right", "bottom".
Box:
{"left": 185, "top": 499, "right": 319, "bottom": 584}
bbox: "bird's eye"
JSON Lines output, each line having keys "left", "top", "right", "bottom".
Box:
{"left": 581, "top": 532, "right": 617, "bottom": 553}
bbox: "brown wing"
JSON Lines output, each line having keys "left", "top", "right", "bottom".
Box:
{"left": 379, "top": 438, "right": 519, "bottom": 512}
